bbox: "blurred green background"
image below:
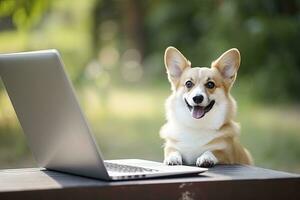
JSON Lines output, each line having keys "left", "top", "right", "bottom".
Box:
{"left": 0, "top": 0, "right": 299, "bottom": 173}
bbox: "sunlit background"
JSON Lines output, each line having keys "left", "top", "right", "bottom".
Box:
{"left": 0, "top": 0, "right": 299, "bottom": 173}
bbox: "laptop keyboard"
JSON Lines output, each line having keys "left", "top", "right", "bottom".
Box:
{"left": 104, "top": 162, "right": 159, "bottom": 173}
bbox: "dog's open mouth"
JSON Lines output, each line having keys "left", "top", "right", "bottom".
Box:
{"left": 185, "top": 99, "right": 215, "bottom": 119}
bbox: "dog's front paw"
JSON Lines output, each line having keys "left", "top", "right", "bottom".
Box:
{"left": 164, "top": 152, "right": 182, "bottom": 165}
{"left": 196, "top": 151, "right": 218, "bottom": 168}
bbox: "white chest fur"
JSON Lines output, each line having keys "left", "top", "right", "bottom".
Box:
{"left": 161, "top": 123, "right": 224, "bottom": 165}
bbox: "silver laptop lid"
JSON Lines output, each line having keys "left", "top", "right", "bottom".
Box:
{"left": 0, "top": 50, "right": 110, "bottom": 180}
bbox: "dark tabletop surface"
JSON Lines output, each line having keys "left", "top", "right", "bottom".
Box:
{"left": 0, "top": 164, "right": 299, "bottom": 192}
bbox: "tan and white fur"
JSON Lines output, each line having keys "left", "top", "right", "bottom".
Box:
{"left": 160, "top": 47, "right": 253, "bottom": 167}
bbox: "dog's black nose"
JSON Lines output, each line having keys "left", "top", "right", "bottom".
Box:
{"left": 193, "top": 95, "right": 204, "bottom": 104}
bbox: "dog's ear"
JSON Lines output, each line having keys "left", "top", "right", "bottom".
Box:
{"left": 212, "top": 48, "right": 240, "bottom": 87}
{"left": 164, "top": 46, "right": 191, "bottom": 90}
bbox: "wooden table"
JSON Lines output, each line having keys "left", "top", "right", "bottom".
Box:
{"left": 0, "top": 165, "right": 299, "bottom": 200}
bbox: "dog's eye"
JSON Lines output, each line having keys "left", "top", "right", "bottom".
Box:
{"left": 205, "top": 81, "right": 215, "bottom": 89}
{"left": 185, "top": 81, "right": 194, "bottom": 88}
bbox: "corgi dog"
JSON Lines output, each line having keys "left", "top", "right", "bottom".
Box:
{"left": 160, "top": 47, "right": 253, "bottom": 167}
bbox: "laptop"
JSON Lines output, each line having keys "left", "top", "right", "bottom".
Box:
{"left": 0, "top": 49, "right": 207, "bottom": 180}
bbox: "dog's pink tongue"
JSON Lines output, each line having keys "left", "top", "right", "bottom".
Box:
{"left": 192, "top": 106, "right": 205, "bottom": 119}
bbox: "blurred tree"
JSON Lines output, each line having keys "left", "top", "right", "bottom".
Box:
{"left": 92, "top": 0, "right": 145, "bottom": 58}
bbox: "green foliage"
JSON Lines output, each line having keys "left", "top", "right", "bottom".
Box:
{"left": 1, "top": 0, "right": 299, "bottom": 101}
{"left": 141, "top": 0, "right": 300, "bottom": 102}
{"left": 0, "top": 0, "right": 49, "bottom": 30}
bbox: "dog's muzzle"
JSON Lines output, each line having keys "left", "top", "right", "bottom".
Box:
{"left": 184, "top": 99, "right": 215, "bottom": 119}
